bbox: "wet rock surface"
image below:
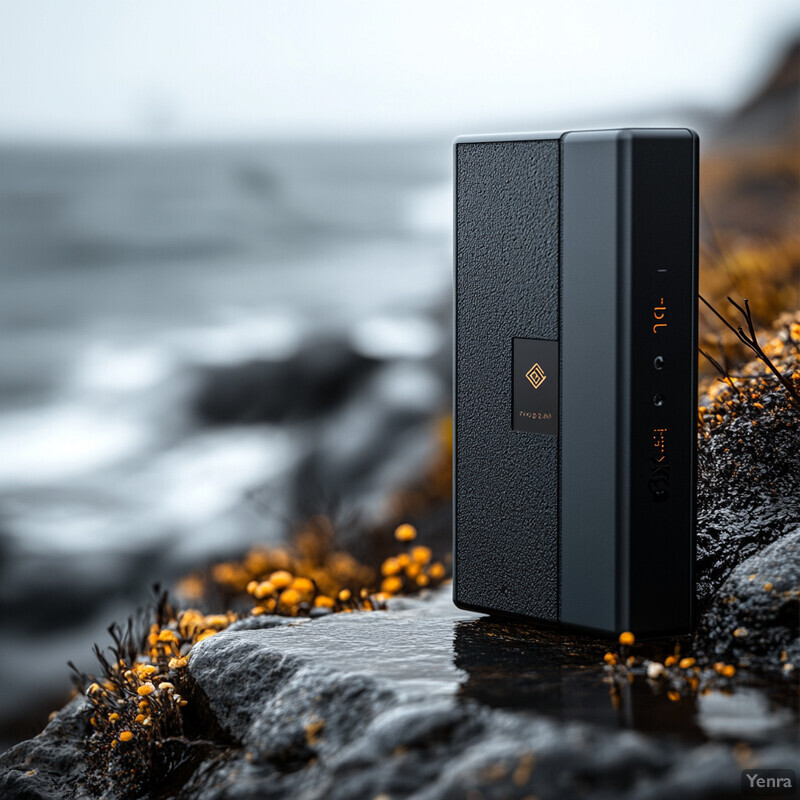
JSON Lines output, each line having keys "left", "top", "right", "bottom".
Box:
{"left": 158, "top": 592, "right": 800, "bottom": 799}
{"left": 0, "top": 697, "right": 89, "bottom": 800}
{"left": 699, "top": 527, "right": 800, "bottom": 670}
{"left": 4, "top": 589, "right": 797, "bottom": 800}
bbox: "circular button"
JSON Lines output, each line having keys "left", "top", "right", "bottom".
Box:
{"left": 653, "top": 394, "right": 664, "bottom": 407}
{"left": 654, "top": 355, "right": 664, "bottom": 370}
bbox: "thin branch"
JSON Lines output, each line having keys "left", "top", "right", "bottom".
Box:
{"left": 698, "top": 346, "right": 726, "bottom": 376}
{"left": 699, "top": 293, "right": 800, "bottom": 408}
{"left": 698, "top": 346, "right": 742, "bottom": 397}
{"left": 699, "top": 294, "right": 741, "bottom": 338}
{"left": 727, "top": 296, "right": 800, "bottom": 407}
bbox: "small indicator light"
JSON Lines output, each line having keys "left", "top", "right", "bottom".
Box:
{"left": 653, "top": 394, "right": 664, "bottom": 407}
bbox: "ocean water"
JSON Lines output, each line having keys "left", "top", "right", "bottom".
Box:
{"left": 0, "top": 139, "right": 452, "bottom": 534}
{"left": 0, "top": 138, "right": 453, "bottom": 740}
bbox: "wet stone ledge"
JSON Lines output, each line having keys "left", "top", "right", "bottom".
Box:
{"left": 2, "top": 588, "right": 799, "bottom": 800}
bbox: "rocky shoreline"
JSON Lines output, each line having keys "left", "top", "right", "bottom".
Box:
{"left": 2, "top": 581, "right": 799, "bottom": 800}
{"left": 1, "top": 321, "right": 798, "bottom": 800}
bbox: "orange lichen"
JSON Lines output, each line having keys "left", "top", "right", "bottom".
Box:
{"left": 203, "top": 614, "right": 231, "bottom": 629}
{"left": 405, "top": 562, "right": 422, "bottom": 580}
{"left": 411, "top": 546, "right": 432, "bottom": 565}
{"left": 394, "top": 523, "right": 417, "bottom": 542}
{"left": 175, "top": 575, "right": 204, "bottom": 601}
{"left": 279, "top": 588, "right": 301, "bottom": 608}
{"left": 381, "top": 576, "right": 403, "bottom": 595}
{"left": 269, "top": 570, "right": 293, "bottom": 590}
{"left": 252, "top": 581, "right": 275, "bottom": 599}
{"left": 290, "top": 577, "right": 315, "bottom": 597}
{"left": 381, "top": 557, "right": 401, "bottom": 576}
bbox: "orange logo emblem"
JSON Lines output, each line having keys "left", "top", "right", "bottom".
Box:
{"left": 525, "top": 363, "right": 547, "bottom": 389}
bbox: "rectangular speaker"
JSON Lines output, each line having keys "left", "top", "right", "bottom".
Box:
{"left": 453, "top": 129, "right": 698, "bottom": 637}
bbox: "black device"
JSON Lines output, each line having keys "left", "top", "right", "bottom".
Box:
{"left": 453, "top": 129, "right": 698, "bottom": 637}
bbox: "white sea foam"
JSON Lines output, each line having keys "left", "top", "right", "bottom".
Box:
{"left": 0, "top": 403, "right": 151, "bottom": 487}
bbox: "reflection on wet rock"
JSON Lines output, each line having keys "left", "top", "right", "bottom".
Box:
{"left": 3, "top": 588, "right": 799, "bottom": 800}
{"left": 454, "top": 618, "right": 705, "bottom": 740}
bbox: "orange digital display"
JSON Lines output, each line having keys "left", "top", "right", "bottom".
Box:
{"left": 652, "top": 297, "right": 667, "bottom": 333}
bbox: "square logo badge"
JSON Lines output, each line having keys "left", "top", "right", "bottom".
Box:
{"left": 513, "top": 338, "right": 559, "bottom": 435}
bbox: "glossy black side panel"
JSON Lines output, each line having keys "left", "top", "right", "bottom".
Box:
{"left": 560, "top": 129, "right": 697, "bottom": 635}
{"left": 454, "top": 139, "right": 560, "bottom": 621}
{"left": 627, "top": 130, "right": 697, "bottom": 634}
{"left": 559, "top": 131, "right": 622, "bottom": 632}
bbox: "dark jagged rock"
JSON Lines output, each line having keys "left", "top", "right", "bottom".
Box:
{"left": 191, "top": 337, "right": 377, "bottom": 425}
{"left": 177, "top": 591, "right": 798, "bottom": 800}
{"left": 696, "top": 391, "right": 800, "bottom": 609}
{"left": 698, "top": 527, "right": 800, "bottom": 671}
{"left": 0, "top": 697, "right": 89, "bottom": 800}
{"left": 186, "top": 613, "right": 680, "bottom": 800}
{"left": 188, "top": 639, "right": 303, "bottom": 742}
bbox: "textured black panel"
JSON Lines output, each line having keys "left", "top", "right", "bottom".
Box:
{"left": 454, "top": 139, "right": 560, "bottom": 621}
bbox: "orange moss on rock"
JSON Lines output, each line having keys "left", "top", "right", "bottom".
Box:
{"left": 76, "top": 510, "right": 452, "bottom": 794}
{"left": 72, "top": 412, "right": 456, "bottom": 794}
{"left": 698, "top": 310, "right": 800, "bottom": 436}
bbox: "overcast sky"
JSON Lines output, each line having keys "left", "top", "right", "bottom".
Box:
{"left": 1, "top": 0, "right": 798, "bottom": 139}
